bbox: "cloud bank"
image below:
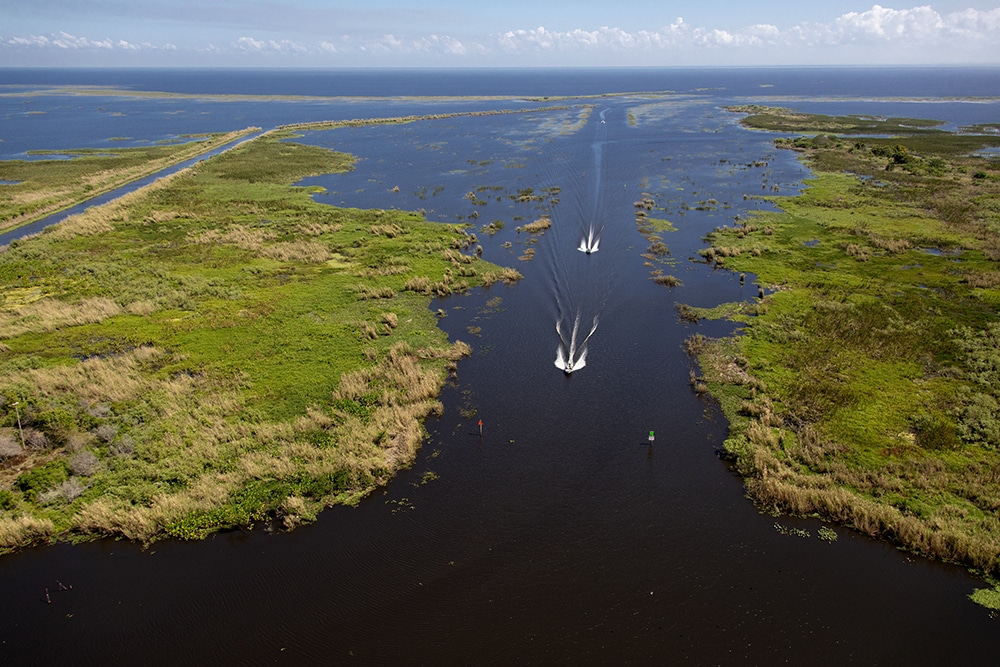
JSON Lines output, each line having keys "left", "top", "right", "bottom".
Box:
{"left": 3, "top": 5, "right": 1000, "bottom": 66}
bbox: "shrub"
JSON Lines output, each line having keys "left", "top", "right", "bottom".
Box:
{"left": 15, "top": 460, "right": 70, "bottom": 501}
{"left": 950, "top": 324, "right": 1000, "bottom": 448}
{"left": 0, "top": 490, "right": 16, "bottom": 510}
{"left": 23, "top": 428, "right": 51, "bottom": 450}
{"left": 909, "top": 412, "right": 960, "bottom": 450}
{"left": 0, "top": 432, "right": 22, "bottom": 460}
{"left": 957, "top": 392, "right": 1000, "bottom": 448}
{"left": 94, "top": 423, "right": 119, "bottom": 443}
{"left": 34, "top": 409, "right": 76, "bottom": 443}
{"left": 40, "top": 478, "right": 86, "bottom": 504}
{"left": 86, "top": 403, "right": 111, "bottom": 418}
{"left": 109, "top": 434, "right": 135, "bottom": 457}
{"left": 951, "top": 323, "right": 1000, "bottom": 389}
{"left": 69, "top": 450, "right": 100, "bottom": 476}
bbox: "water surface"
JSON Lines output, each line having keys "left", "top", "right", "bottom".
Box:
{"left": 1, "top": 68, "right": 999, "bottom": 664}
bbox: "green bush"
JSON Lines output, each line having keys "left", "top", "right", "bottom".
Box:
{"left": 957, "top": 392, "right": 1000, "bottom": 448}
{"left": 910, "top": 412, "right": 960, "bottom": 450}
{"left": 34, "top": 408, "right": 77, "bottom": 444}
{"left": 0, "top": 489, "right": 17, "bottom": 510}
{"left": 950, "top": 324, "right": 1000, "bottom": 448}
{"left": 15, "top": 460, "right": 70, "bottom": 501}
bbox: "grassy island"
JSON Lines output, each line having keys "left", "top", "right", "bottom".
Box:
{"left": 691, "top": 107, "right": 1000, "bottom": 577}
{"left": 0, "top": 126, "right": 519, "bottom": 549}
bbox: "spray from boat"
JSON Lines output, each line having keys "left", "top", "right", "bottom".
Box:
{"left": 554, "top": 311, "right": 599, "bottom": 374}
{"left": 577, "top": 224, "right": 602, "bottom": 254}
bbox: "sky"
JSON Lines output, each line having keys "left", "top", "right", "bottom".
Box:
{"left": 2, "top": 1, "right": 1000, "bottom": 68}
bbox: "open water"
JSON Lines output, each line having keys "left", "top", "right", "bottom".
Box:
{"left": 1, "top": 67, "right": 999, "bottom": 664}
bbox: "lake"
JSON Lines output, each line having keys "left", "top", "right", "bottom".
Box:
{"left": 1, "top": 67, "right": 999, "bottom": 663}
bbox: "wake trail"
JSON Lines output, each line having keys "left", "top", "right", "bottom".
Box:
{"left": 549, "top": 107, "right": 619, "bottom": 373}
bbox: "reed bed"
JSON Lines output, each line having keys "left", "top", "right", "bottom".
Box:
{"left": 0, "top": 128, "right": 510, "bottom": 549}
{"left": 522, "top": 216, "right": 552, "bottom": 233}
{"left": 693, "top": 107, "right": 1000, "bottom": 575}
{"left": 0, "top": 297, "right": 122, "bottom": 339}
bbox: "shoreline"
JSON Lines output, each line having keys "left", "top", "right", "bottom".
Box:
{"left": 0, "top": 127, "right": 261, "bottom": 236}
{"left": 690, "top": 106, "right": 1000, "bottom": 581}
{"left": 0, "top": 124, "right": 520, "bottom": 550}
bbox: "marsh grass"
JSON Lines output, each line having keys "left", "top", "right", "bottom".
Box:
{"left": 0, "top": 129, "right": 504, "bottom": 549}
{"left": 0, "top": 129, "right": 259, "bottom": 232}
{"left": 522, "top": 216, "right": 552, "bottom": 233}
{"left": 692, "top": 107, "right": 1000, "bottom": 576}
{"left": 652, "top": 274, "right": 681, "bottom": 287}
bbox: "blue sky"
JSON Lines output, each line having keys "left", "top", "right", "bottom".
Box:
{"left": 2, "top": 1, "right": 999, "bottom": 67}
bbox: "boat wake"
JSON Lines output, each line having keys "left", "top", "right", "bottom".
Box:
{"left": 577, "top": 224, "right": 602, "bottom": 254}
{"left": 554, "top": 311, "right": 599, "bottom": 374}
{"left": 541, "top": 107, "right": 620, "bottom": 374}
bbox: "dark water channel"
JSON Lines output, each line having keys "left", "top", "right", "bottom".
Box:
{"left": 2, "top": 96, "right": 999, "bottom": 664}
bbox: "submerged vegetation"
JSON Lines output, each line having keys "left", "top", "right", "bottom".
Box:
{"left": 0, "top": 128, "right": 517, "bottom": 549}
{"left": 690, "top": 107, "right": 1000, "bottom": 575}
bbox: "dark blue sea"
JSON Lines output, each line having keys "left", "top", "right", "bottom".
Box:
{"left": 1, "top": 68, "right": 999, "bottom": 664}
{"left": 4, "top": 65, "right": 1000, "bottom": 98}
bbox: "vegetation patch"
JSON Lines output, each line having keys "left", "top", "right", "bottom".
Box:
{"left": 687, "top": 107, "right": 1000, "bottom": 580}
{"left": 970, "top": 581, "right": 1000, "bottom": 610}
{"left": 0, "top": 128, "right": 259, "bottom": 233}
{"left": 0, "top": 128, "right": 505, "bottom": 549}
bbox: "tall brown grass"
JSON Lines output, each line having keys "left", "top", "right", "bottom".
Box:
{"left": 0, "top": 297, "right": 122, "bottom": 339}
{"left": 46, "top": 168, "right": 195, "bottom": 240}
{"left": 190, "top": 225, "right": 276, "bottom": 250}
{"left": 0, "top": 515, "right": 55, "bottom": 549}
{"left": 523, "top": 216, "right": 552, "bottom": 233}
{"left": 2, "top": 346, "right": 179, "bottom": 404}
{"left": 261, "top": 240, "right": 332, "bottom": 263}
{"left": 965, "top": 270, "right": 1000, "bottom": 288}
{"left": 328, "top": 340, "right": 473, "bottom": 476}
{"left": 480, "top": 268, "right": 523, "bottom": 286}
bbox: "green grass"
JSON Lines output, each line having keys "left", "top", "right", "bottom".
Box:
{"left": 0, "top": 128, "right": 260, "bottom": 232}
{"left": 0, "top": 129, "right": 513, "bottom": 549}
{"left": 688, "top": 107, "right": 1000, "bottom": 579}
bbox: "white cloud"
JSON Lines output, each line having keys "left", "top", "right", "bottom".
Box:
{"left": 489, "top": 5, "right": 1000, "bottom": 62}
{"left": 6, "top": 30, "right": 158, "bottom": 51}
{"left": 782, "top": 5, "right": 1000, "bottom": 59}
{"left": 801, "top": 4, "right": 946, "bottom": 43}
{"left": 234, "top": 36, "right": 307, "bottom": 53}
{"left": 7, "top": 35, "right": 51, "bottom": 47}
{"left": 417, "top": 35, "right": 467, "bottom": 56}
{"left": 3, "top": 5, "right": 1000, "bottom": 65}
